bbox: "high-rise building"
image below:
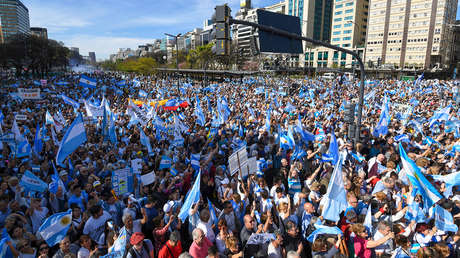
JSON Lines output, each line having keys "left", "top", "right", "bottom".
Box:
{"left": 88, "top": 52, "right": 96, "bottom": 64}
{"left": 307, "top": 0, "right": 369, "bottom": 68}
{"left": 0, "top": 0, "right": 30, "bottom": 40}
{"left": 70, "top": 47, "right": 80, "bottom": 55}
{"left": 30, "top": 27, "right": 47, "bottom": 39}
{"left": 286, "top": 0, "right": 333, "bottom": 42}
{"left": 365, "top": 0, "right": 458, "bottom": 69}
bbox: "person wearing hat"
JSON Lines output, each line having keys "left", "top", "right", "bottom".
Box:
{"left": 126, "top": 232, "right": 154, "bottom": 258}
{"left": 158, "top": 230, "right": 182, "bottom": 258}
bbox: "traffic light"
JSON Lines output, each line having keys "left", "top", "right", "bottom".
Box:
{"left": 377, "top": 57, "right": 382, "bottom": 67}
{"left": 344, "top": 103, "right": 356, "bottom": 124}
{"left": 213, "top": 5, "right": 231, "bottom": 56}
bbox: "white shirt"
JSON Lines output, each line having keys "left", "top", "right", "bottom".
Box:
{"left": 267, "top": 242, "right": 282, "bottom": 258}
{"left": 374, "top": 230, "right": 392, "bottom": 254}
{"left": 83, "top": 211, "right": 111, "bottom": 245}
{"left": 77, "top": 247, "right": 90, "bottom": 258}
{"left": 30, "top": 207, "right": 48, "bottom": 234}
{"left": 197, "top": 220, "right": 215, "bottom": 243}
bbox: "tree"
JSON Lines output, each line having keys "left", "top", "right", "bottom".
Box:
{"left": 0, "top": 33, "right": 69, "bottom": 77}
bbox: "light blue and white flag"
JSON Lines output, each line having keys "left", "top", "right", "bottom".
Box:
{"left": 306, "top": 225, "right": 343, "bottom": 242}
{"left": 373, "top": 96, "right": 390, "bottom": 137}
{"left": 208, "top": 198, "right": 218, "bottom": 227}
{"left": 106, "top": 227, "right": 128, "bottom": 257}
{"left": 399, "top": 143, "right": 442, "bottom": 209}
{"left": 322, "top": 131, "right": 339, "bottom": 165}
{"left": 321, "top": 155, "right": 347, "bottom": 222}
{"left": 434, "top": 205, "right": 458, "bottom": 232}
{"left": 190, "top": 153, "right": 200, "bottom": 171}
{"left": 56, "top": 114, "right": 87, "bottom": 166}
{"left": 45, "top": 110, "right": 54, "bottom": 125}
{"left": 429, "top": 105, "right": 451, "bottom": 128}
{"left": 79, "top": 75, "right": 97, "bottom": 89}
{"left": 178, "top": 170, "right": 201, "bottom": 222}
{"left": 20, "top": 170, "right": 48, "bottom": 193}
{"left": 61, "top": 95, "right": 80, "bottom": 109}
{"left": 38, "top": 209, "right": 72, "bottom": 246}
{"left": 0, "top": 228, "right": 13, "bottom": 258}
{"left": 33, "top": 123, "right": 43, "bottom": 156}
{"left": 363, "top": 204, "right": 373, "bottom": 233}
{"left": 159, "top": 155, "right": 172, "bottom": 170}
{"left": 139, "top": 127, "right": 153, "bottom": 156}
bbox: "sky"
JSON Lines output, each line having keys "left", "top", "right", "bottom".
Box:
{"left": 22, "top": 0, "right": 282, "bottom": 61}
{"left": 23, "top": 0, "right": 460, "bottom": 61}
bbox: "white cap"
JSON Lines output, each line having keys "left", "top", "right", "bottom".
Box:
{"left": 163, "top": 200, "right": 175, "bottom": 213}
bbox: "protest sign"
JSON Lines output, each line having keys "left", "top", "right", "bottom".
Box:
{"left": 18, "top": 88, "right": 41, "bottom": 99}
{"left": 140, "top": 171, "right": 155, "bottom": 186}
{"left": 131, "top": 159, "right": 142, "bottom": 174}
{"left": 15, "top": 114, "right": 27, "bottom": 121}
{"left": 112, "top": 168, "right": 133, "bottom": 196}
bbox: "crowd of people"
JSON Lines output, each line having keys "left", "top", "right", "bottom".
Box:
{"left": 0, "top": 71, "right": 459, "bottom": 258}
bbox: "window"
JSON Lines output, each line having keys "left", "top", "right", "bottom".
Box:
{"left": 345, "top": 9, "right": 354, "bottom": 13}
{"left": 343, "top": 30, "right": 352, "bottom": 34}
{"left": 334, "top": 24, "right": 342, "bottom": 29}
{"left": 333, "top": 31, "right": 341, "bottom": 35}
{"left": 332, "top": 37, "right": 341, "bottom": 42}
{"left": 318, "top": 52, "right": 323, "bottom": 60}
{"left": 344, "top": 23, "right": 353, "bottom": 27}
{"left": 335, "top": 11, "right": 342, "bottom": 15}
{"left": 324, "top": 52, "right": 329, "bottom": 60}
{"left": 336, "top": 4, "right": 343, "bottom": 8}
{"left": 344, "top": 16, "right": 353, "bottom": 20}
{"left": 346, "top": 2, "right": 353, "bottom": 6}
{"left": 342, "top": 44, "right": 351, "bottom": 47}
{"left": 333, "top": 51, "right": 339, "bottom": 59}
{"left": 343, "top": 36, "right": 352, "bottom": 40}
{"left": 334, "top": 18, "right": 342, "bottom": 22}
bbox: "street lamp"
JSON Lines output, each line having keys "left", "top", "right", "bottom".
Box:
{"left": 165, "top": 32, "right": 181, "bottom": 92}
{"left": 346, "top": 21, "right": 360, "bottom": 79}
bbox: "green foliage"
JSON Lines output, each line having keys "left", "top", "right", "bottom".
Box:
{"left": 100, "top": 57, "right": 158, "bottom": 75}
{"left": 0, "top": 33, "right": 70, "bottom": 77}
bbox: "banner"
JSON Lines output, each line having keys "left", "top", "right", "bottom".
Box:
{"left": 127, "top": 101, "right": 150, "bottom": 126}
{"left": 111, "top": 168, "right": 133, "bottom": 196}
{"left": 14, "top": 114, "right": 27, "bottom": 121}
{"left": 18, "top": 88, "right": 41, "bottom": 99}
{"left": 84, "top": 100, "right": 104, "bottom": 117}
{"left": 40, "top": 80, "right": 47, "bottom": 87}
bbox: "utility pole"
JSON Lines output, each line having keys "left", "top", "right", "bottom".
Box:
{"left": 165, "top": 33, "right": 181, "bottom": 92}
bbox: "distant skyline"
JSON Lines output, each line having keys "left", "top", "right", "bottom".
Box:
{"left": 22, "top": 0, "right": 282, "bottom": 60}
{"left": 21, "top": 0, "right": 460, "bottom": 61}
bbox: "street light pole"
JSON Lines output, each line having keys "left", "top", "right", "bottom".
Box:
{"left": 165, "top": 33, "right": 181, "bottom": 92}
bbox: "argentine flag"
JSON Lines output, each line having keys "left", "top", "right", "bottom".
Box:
{"left": 79, "top": 75, "right": 97, "bottom": 89}
{"left": 107, "top": 227, "right": 128, "bottom": 256}
{"left": 399, "top": 143, "right": 442, "bottom": 209}
{"left": 56, "top": 114, "right": 87, "bottom": 166}
{"left": 178, "top": 170, "right": 201, "bottom": 222}
{"left": 38, "top": 210, "right": 72, "bottom": 246}
{"left": 61, "top": 94, "right": 80, "bottom": 109}
{"left": 190, "top": 153, "right": 200, "bottom": 171}
{"left": 159, "top": 155, "right": 172, "bottom": 170}
{"left": 19, "top": 170, "right": 48, "bottom": 193}
{"left": 321, "top": 155, "right": 347, "bottom": 222}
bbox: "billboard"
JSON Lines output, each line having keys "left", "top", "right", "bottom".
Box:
{"left": 256, "top": 9, "right": 302, "bottom": 54}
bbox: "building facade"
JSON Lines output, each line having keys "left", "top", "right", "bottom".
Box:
{"left": 307, "top": 0, "right": 369, "bottom": 68}
{"left": 88, "top": 52, "right": 96, "bottom": 64}
{"left": 30, "top": 27, "right": 47, "bottom": 39}
{"left": 0, "top": 0, "right": 29, "bottom": 40}
{"left": 365, "top": 0, "right": 458, "bottom": 69}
